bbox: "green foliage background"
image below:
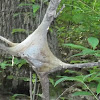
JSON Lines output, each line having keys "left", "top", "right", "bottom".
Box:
{"left": 56, "top": 0, "right": 100, "bottom": 46}
{"left": 52, "top": 0, "right": 100, "bottom": 99}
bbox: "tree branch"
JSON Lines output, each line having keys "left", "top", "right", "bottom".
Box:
{"left": 0, "top": 44, "right": 17, "bottom": 55}
{"left": 47, "top": 62, "right": 100, "bottom": 74}
{"left": 55, "top": 4, "right": 65, "bottom": 18}
{"left": 0, "top": 36, "right": 18, "bottom": 46}
{"left": 42, "top": 0, "right": 61, "bottom": 23}
{"left": 29, "top": 67, "right": 33, "bottom": 100}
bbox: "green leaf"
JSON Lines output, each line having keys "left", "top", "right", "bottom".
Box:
{"left": 18, "top": 60, "right": 27, "bottom": 68}
{"left": 65, "top": 69, "right": 81, "bottom": 75}
{"left": 54, "top": 77, "right": 68, "bottom": 87}
{"left": 19, "top": 77, "right": 30, "bottom": 81}
{"left": 60, "top": 97, "right": 66, "bottom": 100}
{"left": 75, "top": 76, "right": 84, "bottom": 83}
{"left": 54, "top": 76, "right": 84, "bottom": 87}
{"left": 32, "top": 4, "right": 40, "bottom": 14}
{"left": 72, "top": 49, "right": 96, "bottom": 57}
{"left": 32, "top": 74, "right": 37, "bottom": 83}
{"left": 96, "top": 82, "right": 100, "bottom": 95}
{"left": 13, "top": 58, "right": 20, "bottom": 65}
{"left": 94, "top": 53, "right": 100, "bottom": 57}
{"left": 82, "top": 49, "right": 96, "bottom": 54}
{"left": 12, "top": 28, "right": 26, "bottom": 34}
{"left": 13, "top": 13, "right": 21, "bottom": 17}
{"left": 72, "top": 13, "right": 84, "bottom": 23}
{"left": 72, "top": 52, "right": 85, "bottom": 57}
{"left": 93, "top": 73, "right": 100, "bottom": 79}
{"left": 12, "top": 94, "right": 27, "bottom": 98}
{"left": 72, "top": 91, "right": 92, "bottom": 96}
{"left": 7, "top": 75, "right": 14, "bottom": 79}
{"left": 83, "top": 72, "right": 96, "bottom": 81}
{"left": 36, "top": 94, "right": 44, "bottom": 98}
{"left": 0, "top": 61, "right": 11, "bottom": 69}
{"left": 63, "top": 43, "right": 87, "bottom": 50}
{"left": 49, "top": 78, "right": 55, "bottom": 86}
{"left": 30, "top": 0, "right": 35, "bottom": 3}
{"left": 88, "top": 37, "right": 99, "bottom": 50}
{"left": 0, "top": 63, "right": 7, "bottom": 69}
{"left": 70, "top": 60, "right": 88, "bottom": 64}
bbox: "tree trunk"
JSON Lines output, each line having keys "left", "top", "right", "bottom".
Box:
{"left": 38, "top": 73, "right": 49, "bottom": 100}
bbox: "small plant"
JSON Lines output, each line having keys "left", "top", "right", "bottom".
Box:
{"left": 12, "top": 0, "right": 40, "bottom": 35}
{"left": 0, "top": 61, "right": 11, "bottom": 70}
{"left": 54, "top": 37, "right": 100, "bottom": 100}
{"left": 11, "top": 28, "right": 27, "bottom": 34}
{"left": 18, "top": 1, "right": 40, "bottom": 17}
{"left": 55, "top": 69, "right": 100, "bottom": 100}
{"left": 63, "top": 37, "right": 100, "bottom": 57}
{"left": 10, "top": 93, "right": 29, "bottom": 100}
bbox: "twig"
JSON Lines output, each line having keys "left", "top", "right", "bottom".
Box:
{"left": 36, "top": 83, "right": 40, "bottom": 100}
{"left": 47, "top": 62, "right": 100, "bottom": 75}
{"left": 65, "top": 4, "right": 84, "bottom": 12}
{"left": 30, "top": 67, "right": 33, "bottom": 100}
{"left": 83, "top": 83, "right": 99, "bottom": 100}
{"left": 0, "top": 36, "right": 18, "bottom": 46}
{"left": 39, "top": 0, "right": 43, "bottom": 25}
{"left": 55, "top": 4, "right": 65, "bottom": 18}
{"left": 93, "top": 0, "right": 97, "bottom": 10}
{"left": 12, "top": 55, "right": 14, "bottom": 66}
{"left": 56, "top": 84, "right": 75, "bottom": 100}
{"left": 78, "top": 0, "right": 98, "bottom": 14}
{"left": 33, "top": 74, "right": 37, "bottom": 100}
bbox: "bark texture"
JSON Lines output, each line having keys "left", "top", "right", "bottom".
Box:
{"left": 39, "top": 73, "right": 49, "bottom": 100}
{"left": 0, "top": 0, "right": 59, "bottom": 55}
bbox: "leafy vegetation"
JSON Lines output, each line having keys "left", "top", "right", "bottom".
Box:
{"left": 56, "top": 0, "right": 100, "bottom": 46}
{"left": 49, "top": 0, "right": 100, "bottom": 99}
{"left": 63, "top": 37, "right": 100, "bottom": 57}
{"left": 0, "top": 57, "right": 38, "bottom": 99}
{"left": 53, "top": 36, "right": 100, "bottom": 99}
{"left": 54, "top": 68, "right": 100, "bottom": 100}
{"left": 12, "top": 0, "right": 40, "bottom": 34}
{"left": 11, "top": 28, "right": 27, "bottom": 34}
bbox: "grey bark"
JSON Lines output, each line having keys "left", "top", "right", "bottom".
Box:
{"left": 38, "top": 73, "right": 49, "bottom": 100}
